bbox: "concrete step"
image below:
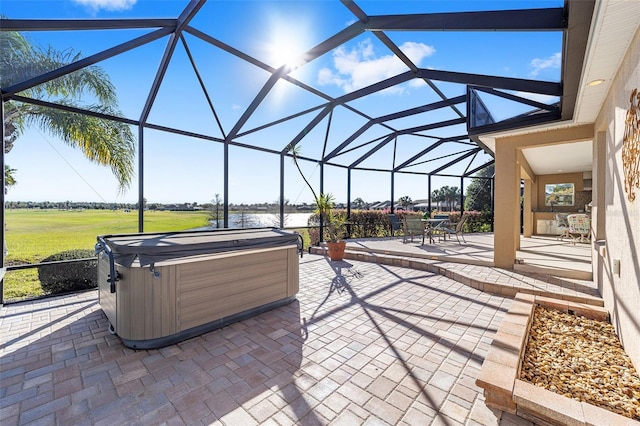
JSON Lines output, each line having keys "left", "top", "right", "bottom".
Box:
{"left": 309, "top": 246, "right": 603, "bottom": 307}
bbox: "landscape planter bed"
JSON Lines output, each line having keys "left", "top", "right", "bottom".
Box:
{"left": 96, "top": 228, "right": 301, "bottom": 349}
{"left": 476, "top": 293, "right": 639, "bottom": 426}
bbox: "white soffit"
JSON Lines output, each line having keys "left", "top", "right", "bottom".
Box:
{"left": 522, "top": 140, "right": 593, "bottom": 175}
{"left": 574, "top": 0, "right": 640, "bottom": 124}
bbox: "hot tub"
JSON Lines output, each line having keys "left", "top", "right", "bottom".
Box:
{"left": 95, "top": 228, "right": 301, "bottom": 349}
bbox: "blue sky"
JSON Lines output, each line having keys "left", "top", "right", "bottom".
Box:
{"left": 2, "top": 0, "right": 563, "bottom": 205}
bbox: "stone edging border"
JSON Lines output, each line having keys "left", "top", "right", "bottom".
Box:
{"left": 476, "top": 292, "right": 638, "bottom": 426}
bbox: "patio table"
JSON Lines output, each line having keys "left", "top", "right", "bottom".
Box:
{"left": 422, "top": 218, "right": 449, "bottom": 244}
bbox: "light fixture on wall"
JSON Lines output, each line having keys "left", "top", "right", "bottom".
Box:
{"left": 587, "top": 79, "right": 605, "bottom": 87}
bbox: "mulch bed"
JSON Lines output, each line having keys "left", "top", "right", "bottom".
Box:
{"left": 521, "top": 305, "right": 640, "bottom": 420}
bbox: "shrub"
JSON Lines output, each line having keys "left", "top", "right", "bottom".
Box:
{"left": 307, "top": 209, "right": 424, "bottom": 241}
{"left": 38, "top": 249, "right": 97, "bottom": 295}
{"left": 308, "top": 208, "right": 493, "bottom": 243}
{"left": 346, "top": 209, "right": 388, "bottom": 238}
{"left": 429, "top": 210, "right": 493, "bottom": 233}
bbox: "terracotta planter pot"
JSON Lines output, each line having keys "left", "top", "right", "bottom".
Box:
{"left": 326, "top": 241, "right": 347, "bottom": 261}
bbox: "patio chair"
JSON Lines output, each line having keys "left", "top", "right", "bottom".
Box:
{"left": 427, "top": 214, "right": 450, "bottom": 242}
{"left": 567, "top": 214, "right": 591, "bottom": 245}
{"left": 388, "top": 214, "right": 402, "bottom": 239}
{"left": 555, "top": 213, "right": 571, "bottom": 240}
{"left": 402, "top": 216, "right": 425, "bottom": 244}
{"left": 440, "top": 214, "right": 469, "bottom": 244}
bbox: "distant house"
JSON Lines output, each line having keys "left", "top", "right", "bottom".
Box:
{"left": 412, "top": 203, "right": 434, "bottom": 212}
{"left": 370, "top": 201, "right": 391, "bottom": 210}
{"left": 412, "top": 199, "right": 440, "bottom": 212}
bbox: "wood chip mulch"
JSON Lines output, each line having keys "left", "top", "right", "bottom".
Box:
{"left": 521, "top": 305, "right": 640, "bottom": 420}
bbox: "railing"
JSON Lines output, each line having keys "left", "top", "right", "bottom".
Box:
{"left": 3, "top": 257, "right": 97, "bottom": 304}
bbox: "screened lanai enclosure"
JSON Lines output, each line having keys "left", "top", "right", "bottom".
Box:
{"left": 1, "top": 0, "right": 592, "bottom": 301}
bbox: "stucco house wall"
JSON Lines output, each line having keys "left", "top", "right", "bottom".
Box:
{"left": 593, "top": 26, "right": 640, "bottom": 369}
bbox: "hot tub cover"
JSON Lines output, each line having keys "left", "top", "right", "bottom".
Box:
{"left": 97, "top": 228, "right": 299, "bottom": 267}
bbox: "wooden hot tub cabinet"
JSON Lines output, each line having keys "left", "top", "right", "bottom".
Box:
{"left": 96, "top": 228, "right": 301, "bottom": 349}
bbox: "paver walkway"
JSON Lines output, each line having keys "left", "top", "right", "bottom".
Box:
{"left": 340, "top": 234, "right": 593, "bottom": 278}
{"left": 311, "top": 244, "right": 601, "bottom": 306}
{"left": 1, "top": 254, "right": 536, "bottom": 425}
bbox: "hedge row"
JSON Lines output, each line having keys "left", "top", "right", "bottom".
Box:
{"left": 306, "top": 209, "right": 493, "bottom": 244}
{"left": 37, "top": 249, "right": 97, "bottom": 295}
{"left": 434, "top": 210, "right": 494, "bottom": 233}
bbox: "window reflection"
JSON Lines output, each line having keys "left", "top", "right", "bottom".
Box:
{"left": 545, "top": 183, "right": 574, "bottom": 206}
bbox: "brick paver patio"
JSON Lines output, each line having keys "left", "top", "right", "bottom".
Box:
{"left": 1, "top": 254, "right": 530, "bottom": 425}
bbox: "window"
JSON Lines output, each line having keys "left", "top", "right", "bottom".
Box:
{"left": 545, "top": 183, "right": 574, "bottom": 206}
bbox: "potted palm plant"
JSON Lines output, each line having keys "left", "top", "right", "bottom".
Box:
{"left": 315, "top": 193, "right": 347, "bottom": 261}
{"left": 287, "top": 145, "right": 347, "bottom": 261}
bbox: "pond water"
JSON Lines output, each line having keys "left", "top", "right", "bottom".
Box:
{"left": 206, "top": 212, "right": 313, "bottom": 229}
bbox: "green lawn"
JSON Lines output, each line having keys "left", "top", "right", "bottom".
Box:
{"left": 4, "top": 209, "right": 210, "bottom": 300}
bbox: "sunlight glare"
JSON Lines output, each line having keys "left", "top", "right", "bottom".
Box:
{"left": 270, "top": 39, "right": 305, "bottom": 69}
{"left": 266, "top": 17, "right": 310, "bottom": 70}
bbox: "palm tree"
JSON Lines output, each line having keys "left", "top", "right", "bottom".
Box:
{"left": 443, "top": 186, "right": 461, "bottom": 211}
{"left": 434, "top": 185, "right": 460, "bottom": 211}
{"left": 287, "top": 145, "right": 334, "bottom": 219}
{"left": 286, "top": 143, "right": 344, "bottom": 242}
{"left": 1, "top": 30, "right": 135, "bottom": 191}
{"left": 432, "top": 188, "right": 445, "bottom": 210}
{"left": 397, "top": 195, "right": 413, "bottom": 210}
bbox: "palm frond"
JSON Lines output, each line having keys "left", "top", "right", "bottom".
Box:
{"left": 23, "top": 104, "right": 135, "bottom": 192}
{"left": 35, "top": 47, "right": 117, "bottom": 106}
{"left": 4, "top": 165, "right": 17, "bottom": 189}
{"left": 1, "top": 31, "right": 117, "bottom": 106}
{"left": 3, "top": 101, "right": 27, "bottom": 153}
{"left": 1, "top": 30, "right": 133, "bottom": 191}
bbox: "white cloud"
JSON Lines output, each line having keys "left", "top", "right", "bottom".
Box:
{"left": 530, "top": 52, "right": 561, "bottom": 77}
{"left": 318, "top": 38, "right": 435, "bottom": 94}
{"left": 514, "top": 91, "right": 559, "bottom": 105}
{"left": 72, "top": 0, "right": 137, "bottom": 12}
{"left": 408, "top": 79, "right": 427, "bottom": 89}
